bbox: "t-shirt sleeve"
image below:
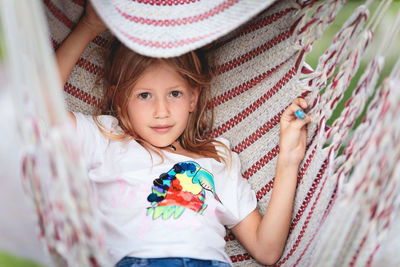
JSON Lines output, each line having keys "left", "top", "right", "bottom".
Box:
{"left": 72, "top": 112, "right": 110, "bottom": 168}
{"left": 215, "top": 138, "right": 258, "bottom": 229}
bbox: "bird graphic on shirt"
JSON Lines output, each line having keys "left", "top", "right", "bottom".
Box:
{"left": 146, "top": 161, "right": 221, "bottom": 220}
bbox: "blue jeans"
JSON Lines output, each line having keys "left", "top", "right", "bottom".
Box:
{"left": 115, "top": 257, "right": 231, "bottom": 267}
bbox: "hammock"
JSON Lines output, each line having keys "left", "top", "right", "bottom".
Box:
{"left": 1, "top": 0, "right": 399, "bottom": 266}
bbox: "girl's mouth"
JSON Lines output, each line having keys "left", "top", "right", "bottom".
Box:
{"left": 151, "top": 126, "right": 173, "bottom": 133}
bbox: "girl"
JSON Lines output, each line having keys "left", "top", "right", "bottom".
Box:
{"left": 56, "top": 3, "right": 311, "bottom": 267}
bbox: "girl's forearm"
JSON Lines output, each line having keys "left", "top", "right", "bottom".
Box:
{"left": 55, "top": 21, "right": 99, "bottom": 85}
{"left": 256, "top": 154, "right": 299, "bottom": 262}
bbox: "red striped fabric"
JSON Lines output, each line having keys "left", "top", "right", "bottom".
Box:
{"left": 231, "top": 158, "right": 329, "bottom": 265}
{"left": 230, "top": 253, "right": 252, "bottom": 263}
{"left": 213, "top": 7, "right": 297, "bottom": 50}
{"left": 242, "top": 145, "right": 280, "bottom": 179}
{"left": 255, "top": 127, "right": 316, "bottom": 201}
{"left": 275, "top": 160, "right": 329, "bottom": 266}
{"left": 64, "top": 83, "right": 102, "bottom": 108}
{"left": 232, "top": 111, "right": 282, "bottom": 154}
{"left": 209, "top": 58, "right": 289, "bottom": 109}
{"left": 288, "top": 146, "right": 319, "bottom": 233}
{"left": 349, "top": 233, "right": 368, "bottom": 267}
{"left": 209, "top": 66, "right": 297, "bottom": 138}
{"left": 76, "top": 58, "right": 104, "bottom": 76}
{"left": 44, "top": 0, "right": 75, "bottom": 29}
{"left": 214, "top": 30, "right": 294, "bottom": 75}
{"left": 256, "top": 179, "right": 275, "bottom": 201}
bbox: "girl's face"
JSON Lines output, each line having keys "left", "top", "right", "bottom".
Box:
{"left": 127, "top": 62, "right": 200, "bottom": 148}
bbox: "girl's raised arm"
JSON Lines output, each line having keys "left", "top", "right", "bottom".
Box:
{"left": 55, "top": 2, "right": 106, "bottom": 124}
{"left": 56, "top": 2, "right": 106, "bottom": 85}
{"left": 231, "top": 98, "right": 311, "bottom": 266}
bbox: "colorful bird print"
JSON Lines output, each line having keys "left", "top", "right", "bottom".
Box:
{"left": 146, "top": 161, "right": 221, "bottom": 220}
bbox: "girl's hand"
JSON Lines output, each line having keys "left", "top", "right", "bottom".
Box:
{"left": 80, "top": 1, "right": 107, "bottom": 35}
{"left": 279, "top": 98, "right": 311, "bottom": 166}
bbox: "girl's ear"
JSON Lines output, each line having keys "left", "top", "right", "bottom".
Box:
{"left": 189, "top": 87, "right": 201, "bottom": 112}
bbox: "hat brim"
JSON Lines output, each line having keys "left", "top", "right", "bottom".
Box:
{"left": 91, "top": 0, "right": 278, "bottom": 57}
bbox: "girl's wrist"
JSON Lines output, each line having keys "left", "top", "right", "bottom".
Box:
{"left": 277, "top": 152, "right": 301, "bottom": 167}
{"left": 77, "top": 17, "right": 105, "bottom": 40}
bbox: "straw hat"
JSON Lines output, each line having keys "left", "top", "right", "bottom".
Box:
{"left": 90, "top": 0, "right": 277, "bottom": 57}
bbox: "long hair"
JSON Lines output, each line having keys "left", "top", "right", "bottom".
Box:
{"left": 94, "top": 39, "right": 230, "bottom": 164}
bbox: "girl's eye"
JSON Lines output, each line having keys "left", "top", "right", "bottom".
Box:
{"left": 138, "top": 92, "right": 151, "bottom": 99}
{"left": 169, "top": 90, "right": 182, "bottom": 98}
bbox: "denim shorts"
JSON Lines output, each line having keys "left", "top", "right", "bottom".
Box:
{"left": 115, "top": 256, "right": 232, "bottom": 267}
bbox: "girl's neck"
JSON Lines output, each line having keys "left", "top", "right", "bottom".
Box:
{"left": 163, "top": 140, "right": 203, "bottom": 159}
{"left": 168, "top": 143, "right": 177, "bottom": 151}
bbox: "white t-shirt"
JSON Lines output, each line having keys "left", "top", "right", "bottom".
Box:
{"left": 73, "top": 113, "right": 257, "bottom": 265}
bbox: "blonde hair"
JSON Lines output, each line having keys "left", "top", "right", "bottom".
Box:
{"left": 94, "top": 39, "right": 230, "bottom": 164}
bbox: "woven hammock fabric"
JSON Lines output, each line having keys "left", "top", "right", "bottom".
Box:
{"left": 0, "top": 1, "right": 110, "bottom": 266}
{"left": 307, "top": 73, "right": 400, "bottom": 267}
{"left": 2, "top": 0, "right": 399, "bottom": 266}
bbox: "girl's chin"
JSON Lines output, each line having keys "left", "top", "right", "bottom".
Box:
{"left": 147, "top": 140, "right": 178, "bottom": 149}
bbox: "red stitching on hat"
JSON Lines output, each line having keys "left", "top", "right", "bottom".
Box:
{"left": 134, "top": 0, "right": 199, "bottom": 6}
{"left": 208, "top": 66, "right": 296, "bottom": 139}
{"left": 115, "top": 0, "right": 239, "bottom": 26}
{"left": 64, "top": 83, "right": 102, "bottom": 108}
{"left": 44, "top": 0, "right": 75, "bottom": 29}
{"left": 118, "top": 25, "right": 221, "bottom": 48}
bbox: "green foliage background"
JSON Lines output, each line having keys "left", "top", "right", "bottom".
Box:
{"left": 306, "top": 1, "right": 400, "bottom": 128}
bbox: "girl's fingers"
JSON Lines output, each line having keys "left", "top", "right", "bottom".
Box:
{"left": 291, "top": 112, "right": 311, "bottom": 129}
{"left": 281, "top": 98, "right": 311, "bottom": 130}
{"left": 282, "top": 98, "right": 308, "bottom": 120}
{"left": 293, "top": 97, "right": 308, "bottom": 109}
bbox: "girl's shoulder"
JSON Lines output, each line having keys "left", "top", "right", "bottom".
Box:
{"left": 213, "top": 137, "right": 236, "bottom": 157}
{"left": 73, "top": 112, "right": 118, "bottom": 128}
{"left": 210, "top": 137, "right": 242, "bottom": 170}
{"left": 213, "top": 137, "right": 231, "bottom": 148}
{"left": 73, "top": 112, "right": 123, "bottom": 135}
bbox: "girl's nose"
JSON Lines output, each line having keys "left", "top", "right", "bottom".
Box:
{"left": 153, "top": 98, "right": 170, "bottom": 119}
